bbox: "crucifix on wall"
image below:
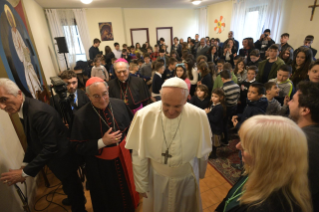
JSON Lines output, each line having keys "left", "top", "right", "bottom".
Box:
{"left": 309, "top": 0, "right": 319, "bottom": 21}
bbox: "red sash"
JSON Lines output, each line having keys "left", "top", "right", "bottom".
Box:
{"left": 95, "top": 138, "right": 140, "bottom": 208}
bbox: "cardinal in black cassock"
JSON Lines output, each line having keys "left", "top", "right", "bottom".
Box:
{"left": 108, "top": 58, "right": 150, "bottom": 114}
{"left": 70, "top": 77, "right": 139, "bottom": 212}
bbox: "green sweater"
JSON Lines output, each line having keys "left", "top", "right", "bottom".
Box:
{"left": 213, "top": 72, "right": 238, "bottom": 89}
{"left": 256, "top": 57, "right": 285, "bottom": 83}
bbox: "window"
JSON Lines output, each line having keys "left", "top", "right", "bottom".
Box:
{"left": 242, "top": 11, "right": 259, "bottom": 42}
{"left": 63, "top": 24, "right": 87, "bottom": 62}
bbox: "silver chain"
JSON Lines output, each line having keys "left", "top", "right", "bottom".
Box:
{"left": 160, "top": 112, "right": 182, "bottom": 152}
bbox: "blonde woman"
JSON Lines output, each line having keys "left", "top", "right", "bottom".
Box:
{"left": 215, "top": 115, "right": 312, "bottom": 212}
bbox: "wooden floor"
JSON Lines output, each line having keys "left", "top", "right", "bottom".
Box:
{"left": 32, "top": 164, "right": 231, "bottom": 212}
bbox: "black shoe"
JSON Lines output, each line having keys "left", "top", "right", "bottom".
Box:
{"left": 62, "top": 198, "right": 87, "bottom": 206}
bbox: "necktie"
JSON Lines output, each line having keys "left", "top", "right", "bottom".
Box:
{"left": 69, "top": 93, "right": 77, "bottom": 110}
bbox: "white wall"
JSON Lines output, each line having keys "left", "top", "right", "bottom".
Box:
{"left": 23, "top": 0, "right": 59, "bottom": 84}
{"left": 207, "top": 0, "right": 233, "bottom": 43}
{"left": 0, "top": 112, "right": 35, "bottom": 212}
{"left": 123, "top": 8, "right": 198, "bottom": 47}
{"left": 85, "top": 8, "right": 127, "bottom": 54}
{"left": 278, "top": 0, "right": 319, "bottom": 52}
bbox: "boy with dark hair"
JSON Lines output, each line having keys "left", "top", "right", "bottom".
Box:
{"left": 238, "top": 66, "right": 257, "bottom": 113}
{"left": 268, "top": 64, "right": 293, "bottom": 105}
{"left": 254, "top": 29, "right": 275, "bottom": 59}
{"left": 151, "top": 62, "right": 165, "bottom": 101}
{"left": 151, "top": 45, "right": 160, "bottom": 61}
{"left": 122, "top": 44, "right": 128, "bottom": 50}
{"left": 121, "top": 49, "right": 131, "bottom": 63}
{"left": 304, "top": 35, "right": 317, "bottom": 59}
{"left": 129, "top": 45, "right": 137, "bottom": 60}
{"left": 213, "top": 62, "right": 238, "bottom": 89}
{"left": 232, "top": 82, "right": 268, "bottom": 130}
{"left": 156, "top": 49, "right": 169, "bottom": 68}
{"left": 247, "top": 49, "right": 262, "bottom": 66}
{"left": 265, "top": 81, "right": 289, "bottom": 115}
{"left": 140, "top": 53, "right": 152, "bottom": 83}
{"left": 89, "top": 38, "right": 101, "bottom": 60}
{"left": 256, "top": 44, "right": 285, "bottom": 83}
{"left": 163, "top": 58, "right": 177, "bottom": 81}
{"left": 221, "top": 69, "right": 240, "bottom": 143}
{"left": 280, "top": 33, "right": 293, "bottom": 53}
{"left": 113, "top": 42, "right": 121, "bottom": 59}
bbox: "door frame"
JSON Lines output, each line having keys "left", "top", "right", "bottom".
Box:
{"left": 130, "top": 28, "right": 150, "bottom": 46}
{"left": 156, "top": 27, "right": 173, "bottom": 46}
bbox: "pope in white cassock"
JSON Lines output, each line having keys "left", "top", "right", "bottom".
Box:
{"left": 126, "top": 77, "right": 212, "bottom": 212}
{"left": 5, "top": 5, "right": 42, "bottom": 98}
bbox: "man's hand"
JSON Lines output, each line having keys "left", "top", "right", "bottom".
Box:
{"left": 102, "top": 128, "right": 122, "bottom": 146}
{"left": 0, "top": 169, "right": 25, "bottom": 186}
{"left": 204, "top": 108, "right": 210, "bottom": 114}
{"left": 231, "top": 115, "right": 238, "bottom": 123}
{"left": 260, "top": 34, "right": 265, "bottom": 41}
{"left": 140, "top": 193, "right": 148, "bottom": 198}
{"left": 232, "top": 119, "right": 238, "bottom": 127}
{"left": 284, "top": 95, "right": 290, "bottom": 106}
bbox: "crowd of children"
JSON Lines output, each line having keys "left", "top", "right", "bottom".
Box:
{"left": 84, "top": 31, "right": 318, "bottom": 161}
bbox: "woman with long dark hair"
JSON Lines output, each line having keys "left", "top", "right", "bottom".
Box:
{"left": 207, "top": 45, "right": 219, "bottom": 64}
{"left": 222, "top": 39, "right": 237, "bottom": 66}
{"left": 185, "top": 59, "right": 198, "bottom": 96}
{"left": 239, "top": 38, "right": 255, "bottom": 64}
{"left": 290, "top": 47, "right": 313, "bottom": 86}
{"left": 104, "top": 46, "right": 115, "bottom": 70}
{"left": 279, "top": 47, "right": 294, "bottom": 66}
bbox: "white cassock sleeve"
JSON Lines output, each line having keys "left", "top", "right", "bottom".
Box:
{"left": 132, "top": 150, "right": 149, "bottom": 193}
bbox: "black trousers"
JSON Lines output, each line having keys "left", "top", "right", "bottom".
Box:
{"left": 223, "top": 105, "right": 237, "bottom": 143}
{"left": 48, "top": 155, "right": 86, "bottom": 212}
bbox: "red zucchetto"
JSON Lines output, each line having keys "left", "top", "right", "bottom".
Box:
{"left": 85, "top": 77, "right": 104, "bottom": 87}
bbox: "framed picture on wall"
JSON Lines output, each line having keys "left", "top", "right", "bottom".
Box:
{"left": 99, "top": 22, "right": 114, "bottom": 41}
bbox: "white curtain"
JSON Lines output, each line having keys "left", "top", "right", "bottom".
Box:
{"left": 263, "top": 0, "right": 283, "bottom": 43}
{"left": 45, "top": 9, "right": 67, "bottom": 71}
{"left": 45, "top": 9, "right": 78, "bottom": 71}
{"left": 231, "top": 0, "right": 283, "bottom": 49}
{"left": 73, "top": 9, "right": 91, "bottom": 60}
{"left": 198, "top": 7, "right": 208, "bottom": 39}
{"left": 230, "top": 0, "right": 246, "bottom": 49}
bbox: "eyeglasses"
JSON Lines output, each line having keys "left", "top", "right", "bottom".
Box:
{"left": 116, "top": 70, "right": 128, "bottom": 74}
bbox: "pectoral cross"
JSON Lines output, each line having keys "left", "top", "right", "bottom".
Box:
{"left": 309, "top": 0, "right": 319, "bottom": 21}
{"left": 162, "top": 149, "right": 172, "bottom": 164}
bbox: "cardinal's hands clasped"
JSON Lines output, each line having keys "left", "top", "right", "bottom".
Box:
{"left": 102, "top": 128, "right": 122, "bottom": 146}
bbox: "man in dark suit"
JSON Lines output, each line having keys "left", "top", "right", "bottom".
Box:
{"left": 227, "top": 31, "right": 239, "bottom": 54}
{"left": 50, "top": 70, "right": 90, "bottom": 118}
{"left": 0, "top": 78, "right": 87, "bottom": 212}
{"left": 196, "top": 38, "right": 209, "bottom": 58}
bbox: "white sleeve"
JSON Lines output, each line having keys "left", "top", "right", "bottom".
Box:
{"left": 97, "top": 138, "right": 106, "bottom": 149}
{"left": 132, "top": 150, "right": 149, "bottom": 193}
{"left": 189, "top": 68, "right": 198, "bottom": 85}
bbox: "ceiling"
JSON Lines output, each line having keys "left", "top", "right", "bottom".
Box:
{"left": 34, "top": 0, "right": 227, "bottom": 9}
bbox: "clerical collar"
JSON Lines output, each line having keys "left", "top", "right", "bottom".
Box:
{"left": 213, "top": 102, "right": 221, "bottom": 106}
{"left": 18, "top": 101, "right": 24, "bottom": 119}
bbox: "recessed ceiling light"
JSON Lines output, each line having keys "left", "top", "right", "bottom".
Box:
{"left": 192, "top": 0, "right": 202, "bottom": 5}
{"left": 81, "top": 0, "right": 93, "bottom": 4}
